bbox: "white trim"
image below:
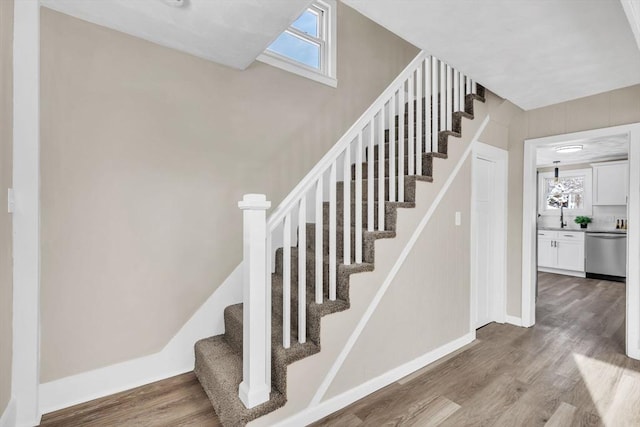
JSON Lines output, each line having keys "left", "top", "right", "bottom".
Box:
{"left": 310, "top": 114, "right": 490, "bottom": 406}
{"left": 257, "top": 53, "right": 337, "bottom": 88}
{"left": 39, "top": 264, "right": 243, "bottom": 414}
{"left": 0, "top": 398, "right": 16, "bottom": 427}
{"left": 522, "top": 123, "right": 640, "bottom": 359}
{"left": 621, "top": 0, "right": 640, "bottom": 51}
{"left": 471, "top": 142, "right": 508, "bottom": 328}
{"left": 538, "top": 267, "right": 586, "bottom": 278}
{"left": 12, "top": 1, "right": 41, "bottom": 426}
{"left": 505, "top": 315, "right": 523, "bottom": 327}
{"left": 537, "top": 168, "right": 593, "bottom": 217}
{"left": 274, "top": 333, "right": 475, "bottom": 427}
{"left": 257, "top": 0, "right": 337, "bottom": 88}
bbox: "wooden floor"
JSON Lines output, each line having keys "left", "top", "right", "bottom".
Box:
{"left": 41, "top": 272, "right": 640, "bottom": 426}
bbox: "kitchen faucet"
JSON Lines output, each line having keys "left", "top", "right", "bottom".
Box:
{"left": 560, "top": 204, "right": 567, "bottom": 229}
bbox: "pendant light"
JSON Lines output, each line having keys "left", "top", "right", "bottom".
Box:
{"left": 554, "top": 161, "right": 560, "bottom": 182}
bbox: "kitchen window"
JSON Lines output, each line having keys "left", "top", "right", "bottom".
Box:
{"left": 539, "top": 168, "right": 592, "bottom": 216}
{"left": 257, "top": 0, "right": 337, "bottom": 87}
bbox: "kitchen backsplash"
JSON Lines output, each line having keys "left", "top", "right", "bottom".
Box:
{"left": 537, "top": 205, "right": 627, "bottom": 230}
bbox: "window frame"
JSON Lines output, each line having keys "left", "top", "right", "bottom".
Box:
{"left": 538, "top": 168, "right": 593, "bottom": 216}
{"left": 257, "top": 0, "right": 337, "bottom": 87}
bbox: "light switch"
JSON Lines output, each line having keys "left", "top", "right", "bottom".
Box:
{"left": 455, "top": 211, "right": 461, "bottom": 226}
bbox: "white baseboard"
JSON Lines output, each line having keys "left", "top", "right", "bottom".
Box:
{"left": 537, "top": 267, "right": 585, "bottom": 278}
{"left": 0, "top": 398, "right": 16, "bottom": 427}
{"left": 39, "top": 264, "right": 243, "bottom": 415}
{"left": 274, "top": 332, "right": 475, "bottom": 427}
{"left": 505, "top": 315, "right": 524, "bottom": 327}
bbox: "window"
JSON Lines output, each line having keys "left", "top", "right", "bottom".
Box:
{"left": 538, "top": 169, "right": 592, "bottom": 216}
{"left": 257, "top": 1, "right": 337, "bottom": 87}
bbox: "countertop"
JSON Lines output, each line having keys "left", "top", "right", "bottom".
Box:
{"left": 538, "top": 227, "right": 627, "bottom": 234}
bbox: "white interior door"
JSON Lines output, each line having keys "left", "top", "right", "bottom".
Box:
{"left": 472, "top": 143, "right": 508, "bottom": 329}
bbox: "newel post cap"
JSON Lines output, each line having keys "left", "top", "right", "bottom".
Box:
{"left": 238, "top": 194, "right": 271, "bottom": 210}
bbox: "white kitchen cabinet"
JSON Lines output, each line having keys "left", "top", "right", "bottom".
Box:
{"left": 537, "top": 231, "right": 556, "bottom": 268}
{"left": 537, "top": 230, "right": 585, "bottom": 276}
{"left": 592, "top": 160, "right": 628, "bottom": 206}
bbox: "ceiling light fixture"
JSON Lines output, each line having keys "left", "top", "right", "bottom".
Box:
{"left": 555, "top": 145, "right": 583, "bottom": 154}
{"left": 554, "top": 161, "right": 560, "bottom": 182}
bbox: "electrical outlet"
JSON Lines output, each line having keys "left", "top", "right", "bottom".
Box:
{"left": 455, "top": 211, "right": 461, "bottom": 226}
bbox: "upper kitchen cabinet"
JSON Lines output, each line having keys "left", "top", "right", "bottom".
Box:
{"left": 591, "top": 160, "right": 629, "bottom": 205}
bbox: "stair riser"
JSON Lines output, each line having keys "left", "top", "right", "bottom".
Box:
{"left": 353, "top": 155, "right": 434, "bottom": 179}
{"left": 337, "top": 178, "right": 417, "bottom": 203}
{"left": 321, "top": 202, "right": 397, "bottom": 230}
{"left": 304, "top": 225, "right": 377, "bottom": 264}
{"left": 370, "top": 131, "right": 453, "bottom": 161}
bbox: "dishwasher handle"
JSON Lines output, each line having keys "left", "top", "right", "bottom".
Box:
{"left": 587, "top": 234, "right": 626, "bottom": 239}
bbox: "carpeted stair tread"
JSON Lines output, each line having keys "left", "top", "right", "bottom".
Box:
{"left": 354, "top": 153, "right": 443, "bottom": 179}
{"left": 194, "top": 336, "right": 286, "bottom": 427}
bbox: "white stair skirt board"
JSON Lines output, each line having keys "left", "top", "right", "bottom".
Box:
{"left": 274, "top": 333, "right": 475, "bottom": 427}
{"left": 307, "top": 114, "right": 490, "bottom": 409}
{"left": 39, "top": 264, "right": 243, "bottom": 415}
{"left": 0, "top": 398, "right": 17, "bottom": 427}
{"left": 505, "top": 315, "right": 524, "bottom": 327}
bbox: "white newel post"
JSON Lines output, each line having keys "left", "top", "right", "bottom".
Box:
{"left": 238, "top": 194, "right": 271, "bottom": 409}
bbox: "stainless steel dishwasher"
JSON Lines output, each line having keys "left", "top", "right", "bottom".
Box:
{"left": 586, "top": 232, "right": 627, "bottom": 282}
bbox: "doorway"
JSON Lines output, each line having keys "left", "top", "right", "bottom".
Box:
{"left": 471, "top": 142, "right": 508, "bottom": 329}
{"left": 522, "top": 123, "right": 640, "bottom": 360}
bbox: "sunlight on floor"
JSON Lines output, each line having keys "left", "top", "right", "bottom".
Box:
{"left": 573, "top": 353, "right": 640, "bottom": 426}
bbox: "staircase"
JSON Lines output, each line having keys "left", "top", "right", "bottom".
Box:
{"left": 194, "top": 53, "right": 486, "bottom": 427}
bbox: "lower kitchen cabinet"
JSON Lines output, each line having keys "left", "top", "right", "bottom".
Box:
{"left": 538, "top": 230, "right": 585, "bottom": 277}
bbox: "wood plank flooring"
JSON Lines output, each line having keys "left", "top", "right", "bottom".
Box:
{"left": 41, "top": 272, "right": 640, "bottom": 426}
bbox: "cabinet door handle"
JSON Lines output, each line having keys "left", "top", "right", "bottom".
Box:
{"left": 563, "top": 234, "right": 573, "bottom": 237}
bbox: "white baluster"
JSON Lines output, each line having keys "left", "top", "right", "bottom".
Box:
{"left": 432, "top": 58, "right": 438, "bottom": 153}
{"left": 459, "top": 72, "right": 465, "bottom": 111}
{"left": 472, "top": 79, "right": 477, "bottom": 95}
{"left": 238, "top": 194, "right": 271, "bottom": 409}
{"left": 297, "top": 197, "right": 306, "bottom": 344}
{"left": 416, "top": 64, "right": 423, "bottom": 176}
{"left": 378, "top": 110, "right": 385, "bottom": 231}
{"left": 329, "top": 161, "right": 337, "bottom": 301}
{"left": 283, "top": 212, "right": 291, "bottom": 349}
{"left": 355, "top": 133, "right": 363, "bottom": 263}
{"left": 343, "top": 148, "right": 351, "bottom": 265}
{"left": 453, "top": 69, "right": 460, "bottom": 113}
{"left": 446, "top": 64, "right": 453, "bottom": 130}
{"left": 389, "top": 93, "right": 396, "bottom": 203}
{"left": 398, "top": 84, "right": 405, "bottom": 203}
{"left": 424, "top": 57, "right": 431, "bottom": 161}
{"left": 440, "top": 60, "right": 446, "bottom": 133}
{"left": 315, "top": 178, "right": 323, "bottom": 304}
{"left": 408, "top": 74, "right": 415, "bottom": 175}
{"left": 367, "top": 121, "right": 374, "bottom": 232}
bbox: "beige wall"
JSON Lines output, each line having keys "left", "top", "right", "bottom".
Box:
{"left": 40, "top": 4, "right": 418, "bottom": 382}
{"left": 0, "top": 0, "right": 13, "bottom": 416}
{"left": 325, "top": 158, "right": 472, "bottom": 398}
{"left": 506, "top": 84, "right": 640, "bottom": 317}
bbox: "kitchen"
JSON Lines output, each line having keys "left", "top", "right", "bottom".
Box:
{"left": 536, "top": 135, "right": 629, "bottom": 282}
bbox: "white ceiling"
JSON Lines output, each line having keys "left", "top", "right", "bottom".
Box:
{"left": 536, "top": 134, "right": 629, "bottom": 166}
{"left": 40, "top": 0, "right": 312, "bottom": 70}
{"left": 342, "top": 0, "right": 640, "bottom": 110}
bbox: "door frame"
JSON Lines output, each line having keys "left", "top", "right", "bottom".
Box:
{"left": 471, "top": 142, "right": 508, "bottom": 330}
{"left": 522, "top": 123, "right": 640, "bottom": 360}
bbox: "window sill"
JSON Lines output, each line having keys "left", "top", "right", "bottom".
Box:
{"left": 257, "top": 52, "right": 337, "bottom": 88}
